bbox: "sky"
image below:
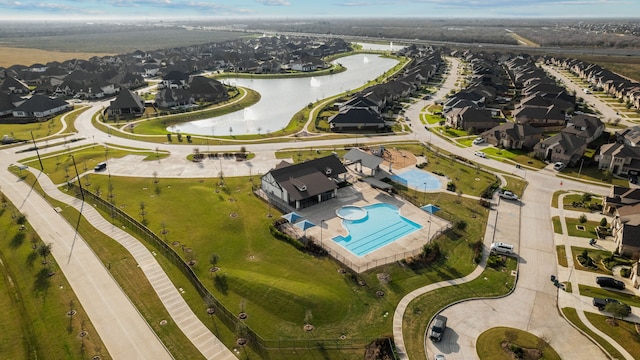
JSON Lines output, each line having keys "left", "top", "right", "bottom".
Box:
{"left": 0, "top": 0, "right": 637, "bottom": 20}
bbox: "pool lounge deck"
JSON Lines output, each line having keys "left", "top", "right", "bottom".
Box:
{"left": 293, "top": 182, "right": 451, "bottom": 273}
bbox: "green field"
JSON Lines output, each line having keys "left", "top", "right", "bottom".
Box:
{"left": 0, "top": 192, "right": 108, "bottom": 359}
{"left": 476, "top": 327, "right": 560, "bottom": 360}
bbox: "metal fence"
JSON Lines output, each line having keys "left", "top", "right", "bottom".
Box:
{"left": 67, "top": 183, "right": 381, "bottom": 355}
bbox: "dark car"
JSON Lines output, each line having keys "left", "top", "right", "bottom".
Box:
{"left": 596, "top": 276, "right": 625, "bottom": 290}
{"left": 630, "top": 175, "right": 638, "bottom": 184}
{"left": 593, "top": 297, "right": 631, "bottom": 313}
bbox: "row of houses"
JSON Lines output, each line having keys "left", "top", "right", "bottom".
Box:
{"left": 550, "top": 57, "right": 640, "bottom": 111}
{"left": 328, "top": 46, "right": 442, "bottom": 131}
{"left": 0, "top": 35, "right": 350, "bottom": 122}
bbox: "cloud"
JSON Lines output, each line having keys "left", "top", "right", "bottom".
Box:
{"left": 256, "top": 0, "right": 290, "bottom": 6}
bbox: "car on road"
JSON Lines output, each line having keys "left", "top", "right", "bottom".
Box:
{"left": 472, "top": 137, "right": 485, "bottom": 145}
{"left": 474, "top": 151, "right": 486, "bottom": 158}
{"left": 630, "top": 175, "right": 638, "bottom": 184}
{"left": 429, "top": 315, "right": 447, "bottom": 342}
{"left": 593, "top": 297, "right": 631, "bottom": 313}
{"left": 434, "top": 355, "right": 446, "bottom": 360}
{"left": 583, "top": 88, "right": 592, "bottom": 94}
{"left": 553, "top": 162, "right": 565, "bottom": 171}
{"left": 596, "top": 276, "right": 625, "bottom": 290}
{"left": 499, "top": 190, "right": 518, "bottom": 201}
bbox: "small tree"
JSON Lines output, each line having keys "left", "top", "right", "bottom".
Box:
{"left": 582, "top": 193, "right": 593, "bottom": 202}
{"left": 600, "top": 218, "right": 608, "bottom": 227}
{"left": 605, "top": 302, "right": 630, "bottom": 322}
{"left": 38, "top": 243, "right": 52, "bottom": 265}
{"left": 579, "top": 214, "right": 588, "bottom": 224}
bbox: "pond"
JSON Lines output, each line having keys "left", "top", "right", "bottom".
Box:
{"left": 169, "top": 54, "right": 399, "bottom": 136}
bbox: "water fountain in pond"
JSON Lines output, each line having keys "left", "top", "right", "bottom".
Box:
{"left": 363, "top": 56, "right": 369, "bottom": 63}
{"left": 389, "top": 41, "right": 393, "bottom": 51}
{"left": 309, "top": 77, "right": 321, "bottom": 87}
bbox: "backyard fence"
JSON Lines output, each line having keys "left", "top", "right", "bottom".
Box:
{"left": 66, "top": 183, "right": 383, "bottom": 356}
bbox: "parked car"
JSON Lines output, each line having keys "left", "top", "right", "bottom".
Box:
{"left": 429, "top": 315, "right": 447, "bottom": 342}
{"left": 630, "top": 175, "right": 638, "bottom": 184}
{"left": 472, "top": 137, "right": 485, "bottom": 145}
{"left": 474, "top": 151, "right": 486, "bottom": 158}
{"left": 434, "top": 355, "right": 447, "bottom": 360}
{"left": 593, "top": 297, "right": 631, "bottom": 313}
{"left": 490, "top": 242, "right": 515, "bottom": 255}
{"left": 499, "top": 190, "right": 518, "bottom": 201}
{"left": 553, "top": 162, "right": 565, "bottom": 171}
{"left": 94, "top": 162, "right": 107, "bottom": 171}
{"left": 596, "top": 276, "right": 625, "bottom": 290}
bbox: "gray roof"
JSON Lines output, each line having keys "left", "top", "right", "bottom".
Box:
{"left": 109, "top": 89, "right": 144, "bottom": 111}
{"left": 343, "top": 148, "right": 384, "bottom": 170}
{"left": 14, "top": 94, "right": 68, "bottom": 113}
{"left": 267, "top": 155, "right": 347, "bottom": 202}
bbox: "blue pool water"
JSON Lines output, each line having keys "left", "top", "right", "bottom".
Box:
{"left": 333, "top": 203, "right": 422, "bottom": 257}
{"left": 390, "top": 168, "right": 442, "bottom": 191}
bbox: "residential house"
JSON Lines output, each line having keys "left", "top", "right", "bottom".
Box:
{"left": 445, "top": 107, "right": 501, "bottom": 133}
{"left": 533, "top": 132, "right": 587, "bottom": 166}
{"left": 596, "top": 143, "right": 640, "bottom": 176}
{"left": 328, "top": 107, "right": 386, "bottom": 131}
{"left": 11, "top": 94, "right": 71, "bottom": 120}
{"left": 480, "top": 122, "right": 542, "bottom": 150}
{"left": 188, "top": 76, "right": 228, "bottom": 103}
{"left": 107, "top": 89, "right": 145, "bottom": 118}
{"left": 155, "top": 88, "right": 193, "bottom": 109}
{"left": 513, "top": 105, "right": 567, "bottom": 130}
{"left": 1, "top": 77, "right": 30, "bottom": 95}
{"left": 563, "top": 114, "right": 604, "bottom": 144}
{"left": 617, "top": 126, "right": 640, "bottom": 147}
{"left": 261, "top": 154, "right": 348, "bottom": 209}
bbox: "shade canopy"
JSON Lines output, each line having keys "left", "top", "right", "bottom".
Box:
{"left": 281, "top": 212, "right": 303, "bottom": 223}
{"left": 294, "top": 219, "right": 316, "bottom": 231}
{"left": 421, "top": 204, "right": 441, "bottom": 215}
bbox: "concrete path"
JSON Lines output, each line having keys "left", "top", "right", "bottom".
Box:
{"left": 28, "top": 169, "right": 238, "bottom": 360}
{"left": 0, "top": 162, "right": 173, "bottom": 359}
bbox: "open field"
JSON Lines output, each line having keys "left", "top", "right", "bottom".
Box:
{"left": 0, "top": 47, "right": 113, "bottom": 67}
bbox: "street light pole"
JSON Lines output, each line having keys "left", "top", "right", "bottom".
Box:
{"left": 320, "top": 219, "right": 325, "bottom": 247}
{"left": 69, "top": 155, "right": 84, "bottom": 202}
{"left": 423, "top": 182, "right": 427, "bottom": 205}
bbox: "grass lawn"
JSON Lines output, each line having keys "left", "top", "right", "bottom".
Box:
{"left": 562, "top": 194, "right": 603, "bottom": 213}
{"left": 565, "top": 218, "right": 599, "bottom": 238}
{"left": 502, "top": 175, "right": 527, "bottom": 198}
{"left": 584, "top": 312, "right": 640, "bottom": 359}
{"left": 561, "top": 308, "right": 623, "bottom": 360}
{"left": 434, "top": 126, "right": 469, "bottom": 138}
{"left": 561, "top": 166, "right": 629, "bottom": 187}
{"left": 0, "top": 107, "right": 84, "bottom": 142}
{"left": 403, "top": 258, "right": 518, "bottom": 359}
{"left": 72, "top": 174, "right": 490, "bottom": 349}
{"left": 551, "top": 190, "right": 568, "bottom": 208}
{"left": 556, "top": 245, "right": 568, "bottom": 267}
{"left": 422, "top": 113, "right": 444, "bottom": 125}
{"left": 274, "top": 147, "right": 349, "bottom": 162}
{"left": 579, "top": 285, "right": 640, "bottom": 308}
{"left": 0, "top": 192, "right": 108, "bottom": 359}
{"left": 570, "top": 247, "right": 615, "bottom": 275}
{"left": 476, "top": 327, "right": 560, "bottom": 360}
{"left": 552, "top": 216, "right": 562, "bottom": 234}
{"left": 480, "top": 148, "right": 547, "bottom": 169}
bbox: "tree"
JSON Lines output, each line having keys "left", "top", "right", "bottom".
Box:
{"left": 38, "top": 243, "right": 52, "bottom": 265}
{"left": 605, "top": 302, "right": 630, "bottom": 321}
{"left": 579, "top": 214, "right": 587, "bottom": 223}
{"left": 582, "top": 193, "right": 593, "bottom": 202}
{"left": 600, "top": 218, "right": 608, "bottom": 227}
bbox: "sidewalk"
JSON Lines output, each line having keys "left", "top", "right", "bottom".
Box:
{"left": 556, "top": 193, "right": 634, "bottom": 360}
{"left": 31, "top": 169, "right": 237, "bottom": 360}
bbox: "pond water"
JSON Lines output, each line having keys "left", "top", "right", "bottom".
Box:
{"left": 170, "top": 54, "right": 399, "bottom": 136}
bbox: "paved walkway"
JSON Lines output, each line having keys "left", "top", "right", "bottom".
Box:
{"left": 31, "top": 168, "right": 237, "bottom": 360}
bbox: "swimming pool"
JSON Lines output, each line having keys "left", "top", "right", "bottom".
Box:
{"left": 390, "top": 168, "right": 442, "bottom": 191}
{"left": 333, "top": 203, "right": 422, "bottom": 257}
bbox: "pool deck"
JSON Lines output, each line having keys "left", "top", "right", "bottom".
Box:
{"left": 292, "top": 181, "right": 451, "bottom": 273}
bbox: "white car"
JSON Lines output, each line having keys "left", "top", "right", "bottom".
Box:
{"left": 553, "top": 162, "right": 565, "bottom": 171}
{"left": 499, "top": 190, "right": 518, "bottom": 201}
{"left": 434, "top": 355, "right": 446, "bottom": 360}
{"left": 472, "top": 137, "right": 485, "bottom": 145}
{"left": 474, "top": 151, "right": 486, "bottom": 158}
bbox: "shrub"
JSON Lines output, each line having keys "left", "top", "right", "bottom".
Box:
{"left": 487, "top": 254, "right": 505, "bottom": 269}
{"left": 620, "top": 267, "right": 631, "bottom": 278}
{"left": 447, "top": 181, "right": 456, "bottom": 192}
{"left": 600, "top": 218, "right": 608, "bottom": 227}
{"left": 579, "top": 214, "right": 587, "bottom": 223}
{"left": 269, "top": 224, "right": 305, "bottom": 250}
{"left": 454, "top": 219, "right": 467, "bottom": 231}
